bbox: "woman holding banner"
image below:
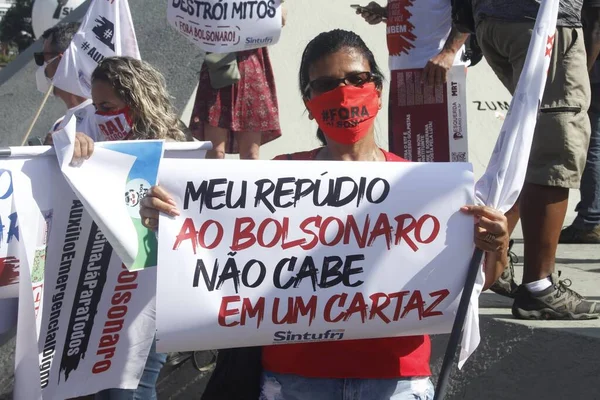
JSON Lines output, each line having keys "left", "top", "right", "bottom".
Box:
{"left": 69, "top": 56, "right": 184, "bottom": 399}
{"left": 70, "top": 56, "right": 187, "bottom": 159}
{"left": 187, "top": 3, "right": 288, "bottom": 160}
{"left": 139, "top": 30, "right": 509, "bottom": 400}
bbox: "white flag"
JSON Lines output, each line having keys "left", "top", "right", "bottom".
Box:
{"left": 53, "top": 0, "right": 140, "bottom": 99}
{"left": 460, "top": 0, "right": 560, "bottom": 367}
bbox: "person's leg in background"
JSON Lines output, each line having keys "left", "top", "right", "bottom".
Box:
{"left": 560, "top": 83, "right": 600, "bottom": 243}
{"left": 203, "top": 124, "right": 229, "bottom": 159}
{"left": 236, "top": 131, "right": 262, "bottom": 160}
{"left": 94, "top": 339, "right": 167, "bottom": 400}
{"left": 509, "top": 27, "right": 598, "bottom": 319}
{"left": 477, "top": 21, "right": 599, "bottom": 318}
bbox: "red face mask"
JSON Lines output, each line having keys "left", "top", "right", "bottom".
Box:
{"left": 95, "top": 106, "right": 134, "bottom": 141}
{"left": 306, "top": 83, "right": 380, "bottom": 145}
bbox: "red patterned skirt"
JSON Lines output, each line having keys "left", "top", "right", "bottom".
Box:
{"left": 189, "top": 47, "right": 282, "bottom": 154}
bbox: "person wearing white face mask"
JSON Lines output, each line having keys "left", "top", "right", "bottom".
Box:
{"left": 35, "top": 22, "right": 99, "bottom": 146}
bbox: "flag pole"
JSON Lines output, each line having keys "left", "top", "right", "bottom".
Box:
{"left": 20, "top": 84, "right": 54, "bottom": 146}
{"left": 434, "top": 248, "right": 485, "bottom": 400}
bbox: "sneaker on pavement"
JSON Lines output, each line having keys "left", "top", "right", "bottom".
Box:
{"left": 165, "top": 352, "right": 193, "bottom": 368}
{"left": 512, "top": 273, "right": 600, "bottom": 320}
{"left": 489, "top": 239, "right": 519, "bottom": 298}
{"left": 559, "top": 224, "right": 600, "bottom": 244}
{"left": 192, "top": 349, "right": 218, "bottom": 372}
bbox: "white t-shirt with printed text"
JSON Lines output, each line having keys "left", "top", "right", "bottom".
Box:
{"left": 386, "top": 0, "right": 465, "bottom": 71}
{"left": 49, "top": 99, "right": 101, "bottom": 142}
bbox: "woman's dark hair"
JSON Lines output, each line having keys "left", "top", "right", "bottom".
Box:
{"left": 299, "top": 29, "right": 385, "bottom": 145}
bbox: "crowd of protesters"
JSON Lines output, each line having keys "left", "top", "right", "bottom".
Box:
{"left": 31, "top": 0, "right": 600, "bottom": 398}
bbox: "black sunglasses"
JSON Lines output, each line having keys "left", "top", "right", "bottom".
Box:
{"left": 34, "top": 52, "right": 59, "bottom": 66}
{"left": 305, "top": 71, "right": 376, "bottom": 95}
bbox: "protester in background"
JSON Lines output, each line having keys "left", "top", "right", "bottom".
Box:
{"left": 88, "top": 57, "right": 186, "bottom": 143}
{"left": 188, "top": 3, "right": 287, "bottom": 160}
{"left": 560, "top": 2, "right": 600, "bottom": 243}
{"left": 139, "top": 29, "right": 510, "bottom": 400}
{"left": 66, "top": 56, "right": 186, "bottom": 399}
{"left": 356, "top": 0, "right": 468, "bottom": 85}
{"left": 472, "top": 0, "right": 599, "bottom": 319}
{"left": 357, "top": 0, "right": 519, "bottom": 298}
{"left": 35, "top": 22, "right": 98, "bottom": 145}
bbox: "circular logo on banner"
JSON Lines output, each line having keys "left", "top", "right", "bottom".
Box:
{"left": 124, "top": 178, "right": 151, "bottom": 219}
{"left": 31, "top": 0, "right": 86, "bottom": 39}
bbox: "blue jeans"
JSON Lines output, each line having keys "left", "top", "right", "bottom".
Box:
{"left": 574, "top": 83, "right": 600, "bottom": 228}
{"left": 260, "top": 371, "right": 434, "bottom": 400}
{"left": 94, "top": 339, "right": 167, "bottom": 400}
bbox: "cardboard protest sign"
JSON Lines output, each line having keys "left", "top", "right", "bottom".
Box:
{"left": 168, "top": 0, "right": 283, "bottom": 53}
{"left": 156, "top": 159, "right": 475, "bottom": 352}
{"left": 389, "top": 66, "right": 469, "bottom": 162}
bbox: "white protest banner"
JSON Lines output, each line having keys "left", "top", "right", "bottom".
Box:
{"left": 460, "top": 0, "right": 560, "bottom": 367}
{"left": 168, "top": 0, "right": 282, "bottom": 53}
{"left": 0, "top": 160, "right": 27, "bottom": 338}
{"left": 5, "top": 137, "right": 211, "bottom": 398}
{"left": 34, "top": 210, "right": 156, "bottom": 399}
{"left": 389, "top": 66, "right": 468, "bottom": 162}
{"left": 15, "top": 226, "right": 43, "bottom": 400}
{"left": 156, "top": 159, "right": 474, "bottom": 352}
{"left": 0, "top": 155, "right": 55, "bottom": 347}
{"left": 0, "top": 166, "right": 21, "bottom": 299}
{"left": 8, "top": 141, "right": 167, "bottom": 399}
{"left": 53, "top": 0, "right": 140, "bottom": 99}
{"left": 12, "top": 154, "right": 63, "bottom": 400}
